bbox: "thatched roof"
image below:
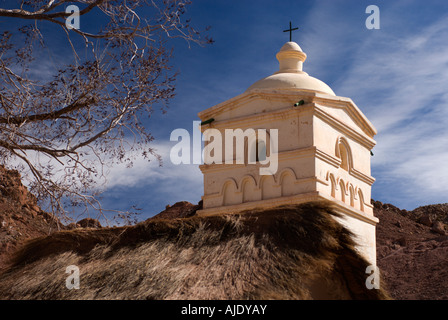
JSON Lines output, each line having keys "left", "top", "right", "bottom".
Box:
{"left": 0, "top": 202, "right": 390, "bottom": 300}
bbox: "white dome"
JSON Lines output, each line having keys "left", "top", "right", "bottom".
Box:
{"left": 246, "top": 42, "right": 335, "bottom": 96}
{"left": 278, "top": 41, "right": 303, "bottom": 52}
{"left": 247, "top": 72, "right": 335, "bottom": 95}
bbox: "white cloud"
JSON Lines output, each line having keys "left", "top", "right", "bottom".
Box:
{"left": 102, "top": 141, "right": 203, "bottom": 202}
{"left": 333, "top": 14, "right": 448, "bottom": 208}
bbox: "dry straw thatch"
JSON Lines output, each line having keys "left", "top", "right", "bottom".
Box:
{"left": 0, "top": 201, "right": 390, "bottom": 299}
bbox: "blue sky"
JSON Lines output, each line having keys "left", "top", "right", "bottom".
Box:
{"left": 4, "top": 0, "right": 448, "bottom": 221}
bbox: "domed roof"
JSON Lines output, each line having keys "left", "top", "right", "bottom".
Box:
{"left": 246, "top": 42, "right": 335, "bottom": 96}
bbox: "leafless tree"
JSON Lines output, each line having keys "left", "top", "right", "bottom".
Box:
{"left": 0, "top": 0, "right": 212, "bottom": 224}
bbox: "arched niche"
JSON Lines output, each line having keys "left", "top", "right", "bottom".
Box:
{"left": 349, "top": 184, "right": 355, "bottom": 207}
{"left": 222, "top": 179, "right": 240, "bottom": 206}
{"left": 335, "top": 137, "right": 353, "bottom": 171}
{"left": 279, "top": 168, "right": 296, "bottom": 197}
{"left": 358, "top": 189, "right": 365, "bottom": 212}
{"left": 260, "top": 175, "right": 278, "bottom": 200}
{"left": 241, "top": 176, "right": 259, "bottom": 203}
{"left": 248, "top": 130, "right": 271, "bottom": 164}
{"left": 339, "top": 179, "right": 346, "bottom": 203}
{"left": 326, "top": 172, "right": 337, "bottom": 198}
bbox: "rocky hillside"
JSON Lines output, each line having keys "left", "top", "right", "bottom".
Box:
{"left": 0, "top": 166, "right": 101, "bottom": 270}
{"left": 374, "top": 201, "right": 448, "bottom": 300}
{"left": 152, "top": 201, "right": 202, "bottom": 219}
{"left": 0, "top": 165, "right": 61, "bottom": 270}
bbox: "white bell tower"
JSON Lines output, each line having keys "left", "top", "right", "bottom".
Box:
{"left": 196, "top": 41, "right": 378, "bottom": 265}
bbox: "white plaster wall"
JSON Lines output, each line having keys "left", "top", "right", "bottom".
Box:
{"left": 202, "top": 154, "right": 317, "bottom": 209}
{"left": 313, "top": 116, "right": 372, "bottom": 176}
{"left": 333, "top": 213, "right": 377, "bottom": 266}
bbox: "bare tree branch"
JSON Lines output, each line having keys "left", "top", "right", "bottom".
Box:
{"left": 0, "top": 0, "right": 104, "bottom": 20}
{"left": 0, "top": 0, "right": 213, "bottom": 224}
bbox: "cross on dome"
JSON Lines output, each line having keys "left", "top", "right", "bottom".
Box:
{"left": 283, "top": 21, "right": 299, "bottom": 42}
{"left": 245, "top": 41, "right": 336, "bottom": 96}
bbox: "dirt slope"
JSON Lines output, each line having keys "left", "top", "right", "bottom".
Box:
{"left": 374, "top": 201, "right": 448, "bottom": 300}
{"left": 0, "top": 202, "right": 390, "bottom": 300}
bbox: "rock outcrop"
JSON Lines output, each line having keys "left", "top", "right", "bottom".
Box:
{"left": 0, "top": 165, "right": 60, "bottom": 270}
